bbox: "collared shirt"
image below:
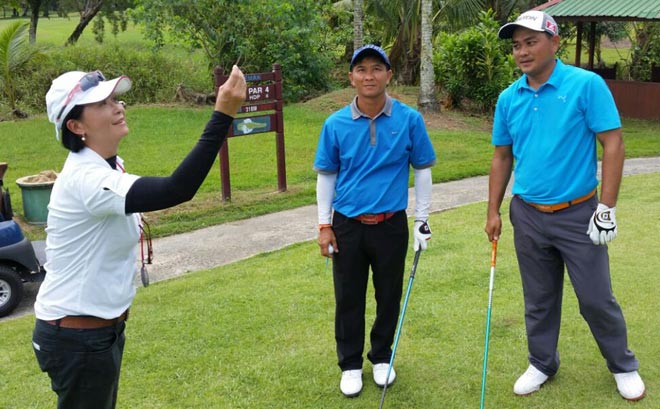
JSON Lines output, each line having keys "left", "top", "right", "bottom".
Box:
{"left": 35, "top": 148, "right": 140, "bottom": 320}
{"left": 492, "top": 59, "right": 621, "bottom": 204}
{"left": 313, "top": 94, "right": 436, "bottom": 217}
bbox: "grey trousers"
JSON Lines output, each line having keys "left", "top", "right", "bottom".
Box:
{"left": 509, "top": 195, "right": 638, "bottom": 376}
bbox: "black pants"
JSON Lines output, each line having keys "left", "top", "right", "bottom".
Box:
{"left": 332, "top": 210, "right": 408, "bottom": 370}
{"left": 32, "top": 319, "right": 126, "bottom": 409}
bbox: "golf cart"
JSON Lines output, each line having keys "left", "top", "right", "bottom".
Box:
{"left": 0, "top": 162, "right": 46, "bottom": 317}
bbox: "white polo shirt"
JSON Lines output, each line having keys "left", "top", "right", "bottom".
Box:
{"left": 35, "top": 148, "right": 141, "bottom": 320}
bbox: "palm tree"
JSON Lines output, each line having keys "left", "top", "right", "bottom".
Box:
{"left": 0, "top": 21, "right": 42, "bottom": 117}
{"left": 367, "top": 0, "right": 486, "bottom": 85}
{"left": 27, "top": 0, "right": 43, "bottom": 44}
{"left": 418, "top": 0, "right": 438, "bottom": 112}
{"left": 353, "top": 0, "right": 364, "bottom": 50}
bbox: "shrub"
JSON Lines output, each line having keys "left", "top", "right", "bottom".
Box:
{"left": 434, "top": 10, "right": 516, "bottom": 113}
{"left": 629, "top": 22, "right": 660, "bottom": 82}
{"left": 132, "top": 0, "right": 333, "bottom": 102}
{"left": 12, "top": 43, "right": 210, "bottom": 114}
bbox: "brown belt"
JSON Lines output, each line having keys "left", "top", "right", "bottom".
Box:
{"left": 352, "top": 212, "right": 396, "bottom": 225}
{"left": 44, "top": 309, "right": 129, "bottom": 329}
{"left": 524, "top": 189, "right": 596, "bottom": 213}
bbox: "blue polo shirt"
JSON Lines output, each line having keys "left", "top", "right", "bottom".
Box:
{"left": 492, "top": 59, "right": 621, "bottom": 204}
{"left": 313, "top": 95, "right": 436, "bottom": 217}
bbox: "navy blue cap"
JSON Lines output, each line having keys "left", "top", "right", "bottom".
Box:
{"left": 350, "top": 44, "right": 391, "bottom": 70}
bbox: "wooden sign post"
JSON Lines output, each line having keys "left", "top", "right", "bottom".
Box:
{"left": 214, "top": 64, "right": 286, "bottom": 201}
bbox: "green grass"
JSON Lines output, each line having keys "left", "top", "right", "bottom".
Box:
{"left": 563, "top": 43, "right": 631, "bottom": 67}
{"left": 0, "top": 15, "right": 143, "bottom": 46}
{"left": 3, "top": 89, "right": 660, "bottom": 241}
{"left": 0, "top": 16, "right": 206, "bottom": 67}
{"left": 0, "top": 86, "right": 494, "bottom": 240}
{"left": 1, "top": 172, "right": 658, "bottom": 408}
{"left": 2, "top": 16, "right": 657, "bottom": 241}
{"left": 2, "top": 14, "right": 656, "bottom": 408}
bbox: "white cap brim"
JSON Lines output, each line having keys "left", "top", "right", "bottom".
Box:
{"left": 498, "top": 11, "right": 558, "bottom": 39}
{"left": 76, "top": 76, "right": 132, "bottom": 106}
{"left": 48, "top": 73, "right": 132, "bottom": 141}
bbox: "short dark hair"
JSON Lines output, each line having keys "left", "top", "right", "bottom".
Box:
{"left": 61, "top": 105, "right": 86, "bottom": 152}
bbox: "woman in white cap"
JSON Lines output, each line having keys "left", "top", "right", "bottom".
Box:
{"left": 31, "top": 66, "right": 245, "bottom": 408}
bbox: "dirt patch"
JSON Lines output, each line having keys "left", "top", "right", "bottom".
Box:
{"left": 302, "top": 86, "right": 492, "bottom": 133}
{"left": 16, "top": 170, "right": 58, "bottom": 184}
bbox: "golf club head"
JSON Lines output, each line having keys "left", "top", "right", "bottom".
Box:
{"left": 141, "top": 265, "right": 150, "bottom": 287}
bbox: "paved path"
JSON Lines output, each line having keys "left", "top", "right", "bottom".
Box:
{"left": 4, "top": 157, "right": 660, "bottom": 322}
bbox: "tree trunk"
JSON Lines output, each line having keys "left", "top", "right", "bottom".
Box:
{"left": 418, "top": 0, "right": 438, "bottom": 113}
{"left": 353, "top": 0, "right": 364, "bottom": 51}
{"left": 66, "top": 0, "right": 105, "bottom": 46}
{"left": 28, "top": 0, "right": 42, "bottom": 44}
{"left": 389, "top": 26, "right": 420, "bottom": 85}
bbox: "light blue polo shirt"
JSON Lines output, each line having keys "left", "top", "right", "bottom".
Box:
{"left": 313, "top": 95, "right": 436, "bottom": 217}
{"left": 492, "top": 59, "right": 621, "bottom": 204}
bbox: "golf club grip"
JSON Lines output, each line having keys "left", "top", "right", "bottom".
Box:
{"left": 490, "top": 240, "right": 498, "bottom": 267}
{"left": 410, "top": 249, "right": 421, "bottom": 279}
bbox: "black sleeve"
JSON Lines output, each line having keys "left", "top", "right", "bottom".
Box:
{"left": 125, "top": 111, "right": 233, "bottom": 213}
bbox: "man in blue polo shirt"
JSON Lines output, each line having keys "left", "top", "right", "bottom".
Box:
{"left": 484, "top": 11, "right": 645, "bottom": 401}
{"left": 314, "top": 44, "right": 436, "bottom": 397}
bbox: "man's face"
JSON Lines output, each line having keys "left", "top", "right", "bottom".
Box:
{"left": 349, "top": 56, "right": 392, "bottom": 99}
{"left": 511, "top": 27, "right": 559, "bottom": 81}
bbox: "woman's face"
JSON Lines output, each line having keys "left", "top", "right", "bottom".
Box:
{"left": 67, "top": 94, "right": 128, "bottom": 156}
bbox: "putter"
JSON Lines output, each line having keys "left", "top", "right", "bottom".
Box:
{"left": 378, "top": 249, "right": 422, "bottom": 409}
{"left": 479, "top": 240, "right": 498, "bottom": 409}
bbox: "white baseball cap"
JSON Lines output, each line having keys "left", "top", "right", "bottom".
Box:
{"left": 46, "top": 70, "right": 132, "bottom": 140}
{"left": 498, "top": 10, "right": 559, "bottom": 39}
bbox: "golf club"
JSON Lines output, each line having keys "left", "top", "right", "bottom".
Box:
{"left": 378, "top": 249, "right": 422, "bottom": 409}
{"left": 479, "top": 240, "right": 498, "bottom": 409}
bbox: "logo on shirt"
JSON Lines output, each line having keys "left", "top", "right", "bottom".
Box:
{"left": 557, "top": 95, "right": 567, "bottom": 103}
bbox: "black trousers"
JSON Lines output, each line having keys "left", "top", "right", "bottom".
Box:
{"left": 32, "top": 319, "right": 126, "bottom": 409}
{"left": 331, "top": 210, "right": 408, "bottom": 370}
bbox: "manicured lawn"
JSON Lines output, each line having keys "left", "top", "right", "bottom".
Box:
{"left": 3, "top": 88, "right": 660, "bottom": 241}
{"left": 1, "top": 172, "right": 657, "bottom": 408}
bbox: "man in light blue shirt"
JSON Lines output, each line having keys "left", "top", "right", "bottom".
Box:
{"left": 314, "top": 44, "right": 436, "bottom": 397}
{"left": 484, "top": 10, "right": 645, "bottom": 401}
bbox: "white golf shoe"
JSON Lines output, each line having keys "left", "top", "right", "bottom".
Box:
{"left": 372, "top": 363, "right": 396, "bottom": 387}
{"left": 513, "top": 365, "right": 549, "bottom": 396}
{"left": 614, "top": 371, "right": 645, "bottom": 401}
{"left": 340, "top": 369, "right": 363, "bottom": 397}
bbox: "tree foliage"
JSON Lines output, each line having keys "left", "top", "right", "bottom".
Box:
{"left": 364, "top": 0, "right": 485, "bottom": 85}
{"left": 0, "top": 20, "right": 44, "bottom": 116}
{"left": 434, "top": 10, "right": 515, "bottom": 112}
{"left": 91, "top": 0, "right": 135, "bottom": 43}
{"left": 629, "top": 22, "right": 660, "bottom": 82}
{"left": 131, "top": 0, "right": 333, "bottom": 101}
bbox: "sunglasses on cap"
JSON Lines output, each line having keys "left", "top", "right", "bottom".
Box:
{"left": 56, "top": 70, "right": 106, "bottom": 122}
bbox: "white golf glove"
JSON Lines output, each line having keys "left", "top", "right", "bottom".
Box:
{"left": 587, "top": 203, "right": 617, "bottom": 245}
{"left": 413, "top": 220, "right": 432, "bottom": 251}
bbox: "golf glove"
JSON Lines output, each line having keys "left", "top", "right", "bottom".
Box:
{"left": 413, "top": 220, "right": 432, "bottom": 251}
{"left": 587, "top": 203, "right": 617, "bottom": 245}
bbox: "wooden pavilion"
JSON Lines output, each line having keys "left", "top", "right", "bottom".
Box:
{"left": 533, "top": 0, "right": 660, "bottom": 119}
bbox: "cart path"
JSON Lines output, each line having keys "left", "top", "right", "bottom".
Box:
{"left": 3, "top": 156, "right": 660, "bottom": 322}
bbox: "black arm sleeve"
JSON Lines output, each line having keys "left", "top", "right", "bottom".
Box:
{"left": 125, "top": 111, "right": 233, "bottom": 213}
